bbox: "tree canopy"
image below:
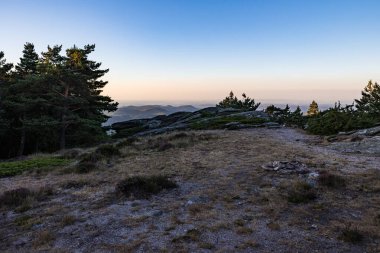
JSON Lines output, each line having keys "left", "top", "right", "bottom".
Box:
{"left": 0, "top": 43, "right": 118, "bottom": 158}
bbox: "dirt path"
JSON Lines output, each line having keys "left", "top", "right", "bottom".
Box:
{"left": 1, "top": 128, "right": 379, "bottom": 252}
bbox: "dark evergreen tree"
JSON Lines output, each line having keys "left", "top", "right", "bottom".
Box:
{"left": 218, "top": 91, "right": 260, "bottom": 110}
{"left": 355, "top": 80, "right": 380, "bottom": 119}
{"left": 15, "top": 43, "right": 39, "bottom": 76}
{"left": 265, "top": 104, "right": 305, "bottom": 127}
{"left": 54, "top": 44, "right": 118, "bottom": 149}
{"left": 0, "top": 52, "right": 14, "bottom": 156}
{"left": 0, "top": 51, "right": 13, "bottom": 84}
{"left": 10, "top": 43, "right": 40, "bottom": 155}
{"left": 0, "top": 43, "right": 118, "bottom": 158}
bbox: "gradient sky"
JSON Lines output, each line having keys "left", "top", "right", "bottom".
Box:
{"left": 2, "top": 0, "right": 380, "bottom": 105}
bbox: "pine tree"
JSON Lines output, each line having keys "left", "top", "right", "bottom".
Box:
{"left": 0, "top": 52, "right": 13, "bottom": 149}
{"left": 55, "top": 44, "right": 118, "bottom": 149}
{"left": 15, "top": 43, "right": 39, "bottom": 76}
{"left": 9, "top": 43, "right": 40, "bottom": 155}
{"left": 355, "top": 80, "right": 380, "bottom": 117}
{"left": 288, "top": 106, "right": 305, "bottom": 127}
{"left": 0, "top": 51, "right": 13, "bottom": 84}
{"left": 218, "top": 91, "right": 260, "bottom": 110}
{"left": 307, "top": 100, "right": 319, "bottom": 116}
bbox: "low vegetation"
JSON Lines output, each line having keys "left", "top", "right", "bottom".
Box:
{"left": 0, "top": 157, "right": 70, "bottom": 177}
{"left": 95, "top": 144, "right": 121, "bottom": 157}
{"left": 116, "top": 175, "right": 177, "bottom": 199}
{"left": 0, "top": 186, "right": 53, "bottom": 211}
{"left": 318, "top": 171, "right": 346, "bottom": 188}
{"left": 287, "top": 181, "right": 317, "bottom": 204}
{"left": 339, "top": 226, "right": 364, "bottom": 244}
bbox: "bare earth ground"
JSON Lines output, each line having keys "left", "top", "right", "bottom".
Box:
{"left": 1, "top": 128, "right": 379, "bottom": 252}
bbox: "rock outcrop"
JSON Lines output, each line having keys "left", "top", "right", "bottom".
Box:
{"left": 111, "top": 107, "right": 273, "bottom": 137}
{"left": 326, "top": 125, "right": 380, "bottom": 154}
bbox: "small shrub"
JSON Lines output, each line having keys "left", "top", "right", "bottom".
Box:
{"left": 339, "top": 226, "right": 363, "bottom": 244}
{"left": 75, "top": 160, "right": 97, "bottom": 174}
{"left": 287, "top": 181, "right": 317, "bottom": 204}
{"left": 157, "top": 141, "right": 174, "bottom": 151}
{"left": 73, "top": 152, "right": 99, "bottom": 173}
{"left": 0, "top": 188, "right": 33, "bottom": 207}
{"left": 318, "top": 171, "right": 346, "bottom": 188}
{"left": 95, "top": 144, "right": 121, "bottom": 157}
{"left": 35, "top": 186, "right": 54, "bottom": 201}
{"left": 0, "top": 186, "right": 53, "bottom": 212}
{"left": 116, "top": 175, "right": 177, "bottom": 199}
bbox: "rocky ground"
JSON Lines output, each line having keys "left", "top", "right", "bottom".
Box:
{"left": 1, "top": 127, "right": 380, "bottom": 252}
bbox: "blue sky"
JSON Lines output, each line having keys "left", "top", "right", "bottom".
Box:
{"left": 2, "top": 0, "right": 380, "bottom": 105}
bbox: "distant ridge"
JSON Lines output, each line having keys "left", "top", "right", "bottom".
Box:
{"left": 105, "top": 105, "right": 198, "bottom": 125}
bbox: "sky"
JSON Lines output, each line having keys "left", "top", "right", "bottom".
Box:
{"left": 2, "top": 0, "right": 380, "bottom": 106}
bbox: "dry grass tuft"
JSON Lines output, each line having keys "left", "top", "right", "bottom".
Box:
{"left": 338, "top": 225, "right": 363, "bottom": 244}
{"left": 33, "top": 230, "right": 55, "bottom": 248}
{"left": 318, "top": 171, "right": 346, "bottom": 188}
{"left": 61, "top": 215, "right": 76, "bottom": 226}
{"left": 116, "top": 175, "right": 177, "bottom": 199}
{"left": 287, "top": 181, "right": 317, "bottom": 204}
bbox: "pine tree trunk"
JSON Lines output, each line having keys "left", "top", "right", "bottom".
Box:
{"left": 17, "top": 127, "right": 26, "bottom": 157}
{"left": 59, "top": 124, "right": 66, "bottom": 150}
{"left": 59, "top": 84, "right": 69, "bottom": 150}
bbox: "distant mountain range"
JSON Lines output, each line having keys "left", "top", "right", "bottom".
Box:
{"left": 105, "top": 105, "right": 198, "bottom": 125}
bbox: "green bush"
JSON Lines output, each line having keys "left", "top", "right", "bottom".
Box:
{"left": 307, "top": 103, "right": 377, "bottom": 135}
{"left": 266, "top": 105, "right": 306, "bottom": 128}
{"left": 116, "top": 175, "right": 177, "bottom": 199}
{"left": 0, "top": 157, "right": 70, "bottom": 177}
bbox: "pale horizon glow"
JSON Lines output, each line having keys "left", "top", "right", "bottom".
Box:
{"left": 2, "top": 0, "right": 380, "bottom": 106}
